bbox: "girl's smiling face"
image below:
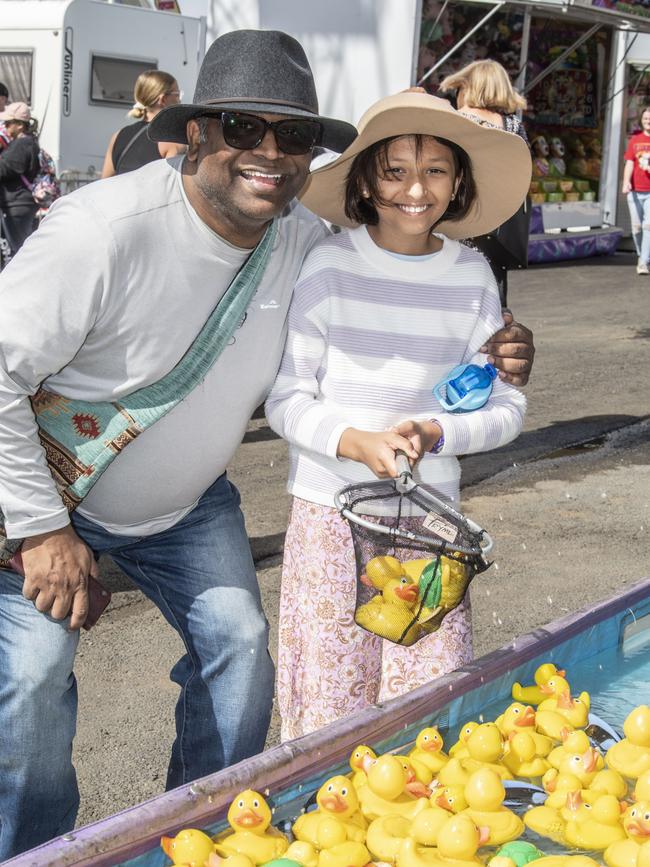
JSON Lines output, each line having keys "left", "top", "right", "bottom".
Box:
{"left": 367, "top": 135, "right": 460, "bottom": 255}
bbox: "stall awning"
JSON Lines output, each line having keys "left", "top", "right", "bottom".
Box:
{"left": 449, "top": 0, "right": 650, "bottom": 33}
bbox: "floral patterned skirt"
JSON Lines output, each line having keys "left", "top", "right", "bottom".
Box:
{"left": 277, "top": 496, "right": 473, "bottom": 742}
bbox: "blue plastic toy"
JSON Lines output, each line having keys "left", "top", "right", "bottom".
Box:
{"left": 432, "top": 362, "right": 498, "bottom": 413}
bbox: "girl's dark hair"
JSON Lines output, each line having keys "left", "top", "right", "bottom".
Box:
{"left": 344, "top": 134, "right": 476, "bottom": 228}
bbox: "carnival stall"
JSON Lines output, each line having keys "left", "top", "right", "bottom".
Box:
{"left": 416, "top": 0, "right": 650, "bottom": 262}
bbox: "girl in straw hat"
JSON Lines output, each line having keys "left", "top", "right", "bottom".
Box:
{"left": 265, "top": 91, "right": 531, "bottom": 741}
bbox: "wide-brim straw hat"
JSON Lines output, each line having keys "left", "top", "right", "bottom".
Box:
{"left": 299, "top": 92, "right": 532, "bottom": 239}
{"left": 149, "top": 29, "right": 357, "bottom": 153}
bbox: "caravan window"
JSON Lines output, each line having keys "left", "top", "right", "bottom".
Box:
{"left": 90, "top": 55, "right": 157, "bottom": 106}
{"left": 0, "top": 51, "right": 33, "bottom": 104}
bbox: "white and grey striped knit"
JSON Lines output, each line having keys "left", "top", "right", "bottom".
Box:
{"left": 265, "top": 225, "right": 526, "bottom": 511}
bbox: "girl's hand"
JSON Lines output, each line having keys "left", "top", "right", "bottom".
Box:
{"left": 622, "top": 181, "right": 633, "bottom": 194}
{"left": 337, "top": 428, "right": 419, "bottom": 478}
{"left": 391, "top": 419, "right": 443, "bottom": 459}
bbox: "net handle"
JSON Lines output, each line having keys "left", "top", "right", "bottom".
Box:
{"left": 337, "top": 506, "right": 494, "bottom": 556}
{"left": 332, "top": 452, "right": 494, "bottom": 556}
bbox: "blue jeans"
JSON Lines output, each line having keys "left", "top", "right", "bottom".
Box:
{"left": 0, "top": 474, "right": 274, "bottom": 859}
{"left": 627, "top": 191, "right": 650, "bottom": 264}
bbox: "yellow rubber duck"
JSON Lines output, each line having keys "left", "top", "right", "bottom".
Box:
{"left": 459, "top": 723, "right": 511, "bottom": 781}
{"left": 497, "top": 702, "right": 553, "bottom": 757}
{"left": 449, "top": 723, "right": 480, "bottom": 759}
{"left": 511, "top": 663, "right": 567, "bottom": 706}
{"left": 604, "top": 801, "right": 650, "bottom": 867}
{"left": 161, "top": 828, "right": 217, "bottom": 866}
{"left": 536, "top": 676, "right": 591, "bottom": 732}
{"left": 318, "top": 841, "right": 372, "bottom": 867}
{"left": 214, "top": 791, "right": 288, "bottom": 864}
{"left": 361, "top": 555, "right": 405, "bottom": 590}
{"left": 402, "top": 558, "right": 434, "bottom": 582}
{"left": 460, "top": 767, "right": 524, "bottom": 845}
{"left": 414, "top": 556, "right": 471, "bottom": 633}
{"left": 409, "top": 727, "right": 450, "bottom": 775}
{"left": 358, "top": 754, "right": 430, "bottom": 821}
{"left": 524, "top": 802, "right": 569, "bottom": 846}
{"left": 366, "top": 814, "right": 412, "bottom": 862}
{"left": 503, "top": 731, "right": 552, "bottom": 779}
{"left": 542, "top": 770, "right": 588, "bottom": 810}
{"left": 286, "top": 841, "right": 319, "bottom": 867}
{"left": 590, "top": 768, "right": 629, "bottom": 800}
{"left": 397, "top": 814, "right": 487, "bottom": 867}
{"left": 554, "top": 744, "right": 602, "bottom": 787}
{"left": 355, "top": 575, "right": 421, "bottom": 645}
{"left": 547, "top": 731, "right": 600, "bottom": 771}
{"left": 437, "top": 758, "right": 471, "bottom": 788}
{"left": 431, "top": 785, "right": 469, "bottom": 815}
{"left": 394, "top": 754, "right": 436, "bottom": 794}
{"left": 607, "top": 707, "right": 650, "bottom": 781}
{"left": 564, "top": 792, "right": 626, "bottom": 850}
{"left": 530, "top": 858, "right": 601, "bottom": 867}
{"left": 411, "top": 805, "right": 457, "bottom": 846}
{"left": 292, "top": 776, "right": 367, "bottom": 850}
{"left": 349, "top": 744, "right": 377, "bottom": 790}
{"left": 524, "top": 789, "right": 599, "bottom": 847}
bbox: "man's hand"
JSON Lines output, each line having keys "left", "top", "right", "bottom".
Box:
{"left": 338, "top": 428, "right": 419, "bottom": 478}
{"left": 21, "top": 525, "right": 98, "bottom": 630}
{"left": 480, "top": 310, "right": 535, "bottom": 387}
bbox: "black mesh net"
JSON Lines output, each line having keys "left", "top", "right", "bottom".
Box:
{"left": 338, "top": 477, "right": 491, "bottom": 646}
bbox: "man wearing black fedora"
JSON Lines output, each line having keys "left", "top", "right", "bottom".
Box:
{"left": 0, "top": 29, "right": 534, "bottom": 857}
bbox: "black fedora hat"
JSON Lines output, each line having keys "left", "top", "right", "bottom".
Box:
{"left": 149, "top": 29, "right": 357, "bottom": 153}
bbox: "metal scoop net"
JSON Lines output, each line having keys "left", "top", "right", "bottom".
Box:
{"left": 334, "top": 455, "right": 493, "bottom": 646}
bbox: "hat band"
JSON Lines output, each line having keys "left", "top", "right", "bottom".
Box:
{"left": 201, "top": 96, "right": 317, "bottom": 114}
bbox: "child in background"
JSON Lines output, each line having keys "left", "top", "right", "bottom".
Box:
{"left": 265, "top": 92, "right": 531, "bottom": 741}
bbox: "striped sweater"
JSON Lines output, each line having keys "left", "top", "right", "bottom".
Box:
{"left": 265, "top": 225, "right": 526, "bottom": 509}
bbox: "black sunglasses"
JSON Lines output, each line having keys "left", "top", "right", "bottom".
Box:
{"left": 213, "top": 110, "right": 323, "bottom": 155}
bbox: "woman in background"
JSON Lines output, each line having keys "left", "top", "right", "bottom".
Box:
{"left": 439, "top": 60, "right": 530, "bottom": 305}
{"left": 0, "top": 101, "right": 39, "bottom": 256}
{"left": 101, "top": 69, "right": 185, "bottom": 177}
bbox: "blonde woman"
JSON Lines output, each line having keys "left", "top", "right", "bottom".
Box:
{"left": 439, "top": 59, "right": 528, "bottom": 138}
{"left": 101, "top": 70, "right": 185, "bottom": 177}
{"left": 439, "top": 60, "right": 530, "bottom": 305}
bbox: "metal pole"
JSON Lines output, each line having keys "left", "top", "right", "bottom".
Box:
{"left": 417, "top": 1, "right": 505, "bottom": 85}
{"left": 523, "top": 23, "right": 601, "bottom": 94}
{"left": 516, "top": 8, "right": 531, "bottom": 94}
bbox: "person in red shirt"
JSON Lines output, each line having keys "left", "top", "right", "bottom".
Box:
{"left": 622, "top": 106, "right": 650, "bottom": 275}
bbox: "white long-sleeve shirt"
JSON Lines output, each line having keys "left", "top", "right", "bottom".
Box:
{"left": 0, "top": 158, "right": 326, "bottom": 537}
{"left": 265, "top": 226, "right": 527, "bottom": 509}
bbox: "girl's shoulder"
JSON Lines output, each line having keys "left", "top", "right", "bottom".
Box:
{"left": 298, "top": 225, "right": 358, "bottom": 271}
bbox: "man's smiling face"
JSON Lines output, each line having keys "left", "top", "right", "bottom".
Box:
{"left": 184, "top": 112, "right": 312, "bottom": 241}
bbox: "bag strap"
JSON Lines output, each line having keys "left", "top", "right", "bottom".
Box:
{"left": 114, "top": 123, "right": 149, "bottom": 173}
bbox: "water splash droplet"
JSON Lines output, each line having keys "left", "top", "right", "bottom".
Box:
{"left": 547, "top": 596, "right": 553, "bottom": 605}
{"left": 521, "top": 542, "right": 527, "bottom": 551}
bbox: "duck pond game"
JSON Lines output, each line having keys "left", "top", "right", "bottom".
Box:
{"left": 7, "top": 575, "right": 649, "bottom": 867}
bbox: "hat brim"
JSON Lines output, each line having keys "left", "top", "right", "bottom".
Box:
{"left": 148, "top": 101, "right": 357, "bottom": 153}
{"left": 298, "top": 92, "right": 532, "bottom": 240}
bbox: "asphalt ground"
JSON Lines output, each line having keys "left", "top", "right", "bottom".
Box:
{"left": 68, "top": 250, "right": 650, "bottom": 829}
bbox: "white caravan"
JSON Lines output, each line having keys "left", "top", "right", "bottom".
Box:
{"left": 0, "top": 0, "right": 206, "bottom": 178}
